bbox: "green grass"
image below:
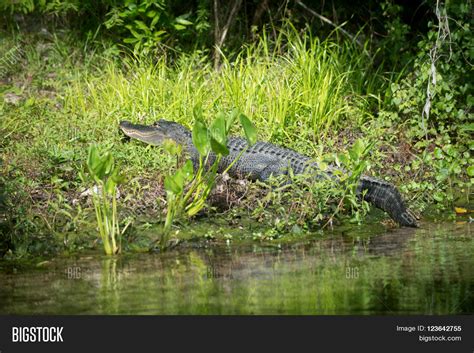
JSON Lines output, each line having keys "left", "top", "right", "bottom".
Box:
{"left": 63, "top": 27, "right": 376, "bottom": 150}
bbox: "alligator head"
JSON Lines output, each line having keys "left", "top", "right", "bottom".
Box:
{"left": 119, "top": 119, "right": 191, "bottom": 146}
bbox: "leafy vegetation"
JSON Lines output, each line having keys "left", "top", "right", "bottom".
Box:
{"left": 161, "top": 109, "right": 256, "bottom": 249}
{"left": 104, "top": 0, "right": 197, "bottom": 54}
{"left": 378, "top": 0, "right": 472, "bottom": 208}
{"left": 239, "top": 138, "right": 373, "bottom": 238}
{"left": 82, "top": 145, "right": 128, "bottom": 255}
{"left": 0, "top": 0, "right": 471, "bottom": 257}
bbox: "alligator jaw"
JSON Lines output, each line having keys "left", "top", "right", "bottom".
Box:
{"left": 119, "top": 120, "right": 168, "bottom": 146}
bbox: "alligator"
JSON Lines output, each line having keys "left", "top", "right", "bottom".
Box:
{"left": 119, "top": 119, "right": 418, "bottom": 227}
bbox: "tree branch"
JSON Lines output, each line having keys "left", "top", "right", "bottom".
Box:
{"left": 295, "top": 0, "right": 361, "bottom": 46}
{"left": 217, "top": 0, "right": 242, "bottom": 48}
{"left": 214, "top": 0, "right": 242, "bottom": 69}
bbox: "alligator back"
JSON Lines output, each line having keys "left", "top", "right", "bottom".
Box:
{"left": 215, "top": 137, "right": 316, "bottom": 180}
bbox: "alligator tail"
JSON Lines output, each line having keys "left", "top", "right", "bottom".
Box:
{"left": 357, "top": 176, "right": 418, "bottom": 227}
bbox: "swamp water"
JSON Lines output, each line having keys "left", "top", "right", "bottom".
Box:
{"left": 0, "top": 220, "right": 472, "bottom": 314}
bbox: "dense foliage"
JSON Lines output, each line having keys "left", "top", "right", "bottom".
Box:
{"left": 0, "top": 0, "right": 472, "bottom": 256}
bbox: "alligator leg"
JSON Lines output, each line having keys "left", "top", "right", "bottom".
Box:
{"left": 258, "top": 161, "right": 290, "bottom": 181}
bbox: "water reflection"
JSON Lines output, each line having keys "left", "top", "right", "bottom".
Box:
{"left": 0, "top": 221, "right": 472, "bottom": 314}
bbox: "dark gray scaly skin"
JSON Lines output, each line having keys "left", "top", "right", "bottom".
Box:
{"left": 119, "top": 120, "right": 418, "bottom": 227}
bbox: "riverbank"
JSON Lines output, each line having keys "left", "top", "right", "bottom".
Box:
{"left": 0, "top": 27, "right": 471, "bottom": 257}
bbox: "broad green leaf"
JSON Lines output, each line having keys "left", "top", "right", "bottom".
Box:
{"left": 433, "top": 191, "right": 445, "bottom": 202}
{"left": 133, "top": 42, "right": 142, "bottom": 54}
{"left": 174, "top": 169, "right": 186, "bottom": 188}
{"left": 349, "top": 139, "right": 365, "bottom": 161}
{"left": 164, "top": 173, "right": 182, "bottom": 195}
{"left": 103, "top": 153, "right": 114, "bottom": 176}
{"left": 165, "top": 161, "right": 194, "bottom": 196}
{"left": 210, "top": 136, "right": 229, "bottom": 156}
{"left": 174, "top": 24, "right": 186, "bottom": 31}
{"left": 239, "top": 113, "right": 257, "bottom": 146}
{"left": 175, "top": 17, "right": 193, "bottom": 26}
{"left": 443, "top": 144, "right": 456, "bottom": 157}
{"left": 87, "top": 145, "right": 99, "bottom": 172}
{"left": 163, "top": 139, "right": 182, "bottom": 156}
{"left": 87, "top": 146, "right": 107, "bottom": 180}
{"left": 467, "top": 165, "right": 474, "bottom": 177}
{"left": 227, "top": 108, "right": 240, "bottom": 133}
{"left": 123, "top": 37, "right": 139, "bottom": 44}
{"left": 110, "top": 168, "right": 125, "bottom": 185}
{"left": 153, "top": 30, "right": 167, "bottom": 39}
{"left": 192, "top": 119, "right": 210, "bottom": 156}
{"left": 210, "top": 112, "right": 228, "bottom": 151}
{"left": 150, "top": 16, "right": 162, "bottom": 29}
{"left": 127, "top": 27, "right": 143, "bottom": 39}
{"left": 146, "top": 10, "right": 157, "bottom": 18}
{"left": 182, "top": 160, "right": 194, "bottom": 179}
{"left": 337, "top": 153, "right": 349, "bottom": 166}
{"left": 105, "top": 176, "right": 116, "bottom": 195}
{"left": 134, "top": 20, "right": 149, "bottom": 31}
{"left": 434, "top": 147, "right": 443, "bottom": 159}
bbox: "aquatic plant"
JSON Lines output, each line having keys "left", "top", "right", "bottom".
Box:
{"left": 161, "top": 109, "right": 256, "bottom": 248}
{"left": 82, "top": 145, "right": 125, "bottom": 255}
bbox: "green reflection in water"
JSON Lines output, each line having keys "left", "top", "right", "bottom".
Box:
{"left": 0, "top": 221, "right": 472, "bottom": 314}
